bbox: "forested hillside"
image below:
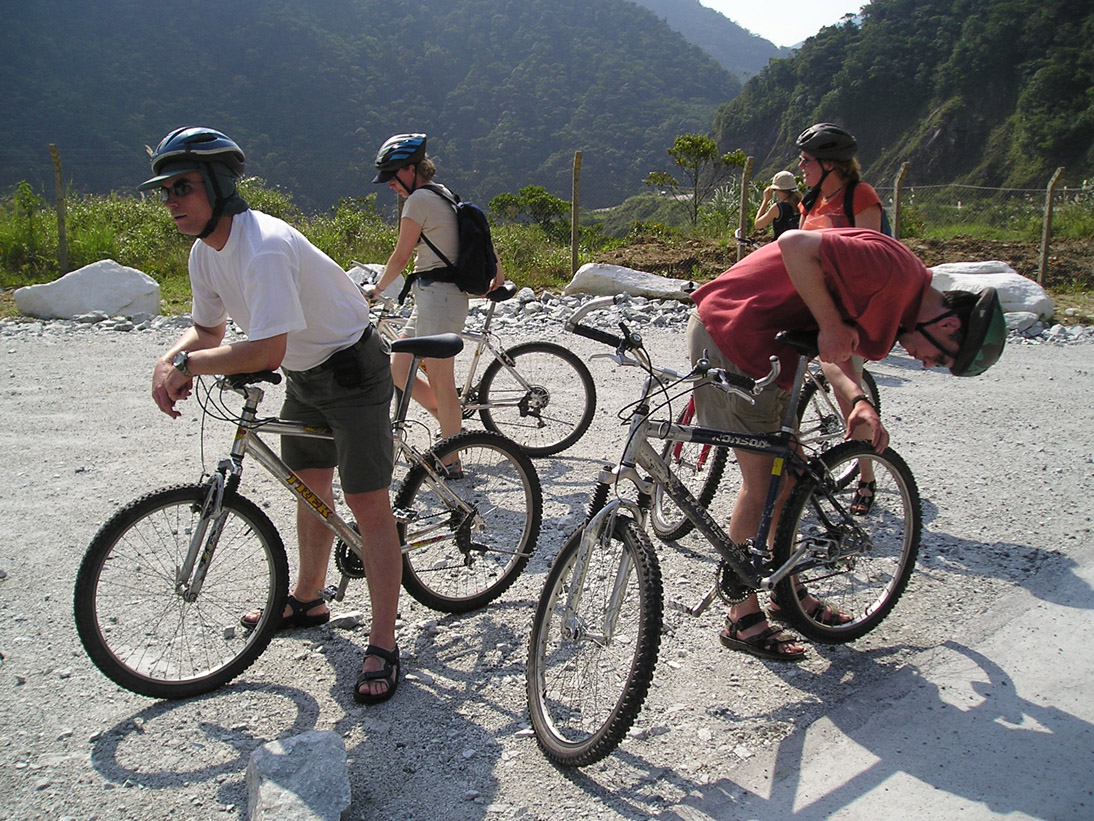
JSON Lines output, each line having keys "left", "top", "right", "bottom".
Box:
{"left": 628, "top": 0, "right": 788, "bottom": 80}
{"left": 0, "top": 0, "right": 740, "bottom": 211}
{"left": 714, "top": 0, "right": 1094, "bottom": 188}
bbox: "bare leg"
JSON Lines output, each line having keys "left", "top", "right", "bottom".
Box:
{"left": 346, "top": 488, "right": 402, "bottom": 700}
{"left": 391, "top": 349, "right": 440, "bottom": 418}
{"left": 724, "top": 449, "right": 804, "bottom": 656}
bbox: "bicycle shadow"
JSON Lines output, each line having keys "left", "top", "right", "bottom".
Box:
{"left": 701, "top": 639, "right": 1092, "bottom": 818}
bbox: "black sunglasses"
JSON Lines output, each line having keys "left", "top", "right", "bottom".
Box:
{"left": 158, "top": 179, "right": 196, "bottom": 202}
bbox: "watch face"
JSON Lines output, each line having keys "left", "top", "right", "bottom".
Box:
{"left": 173, "top": 352, "right": 189, "bottom": 373}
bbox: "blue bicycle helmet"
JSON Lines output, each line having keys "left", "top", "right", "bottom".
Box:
{"left": 373, "top": 133, "right": 427, "bottom": 183}
{"left": 139, "top": 127, "right": 249, "bottom": 238}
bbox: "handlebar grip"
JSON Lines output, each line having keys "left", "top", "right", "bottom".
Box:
{"left": 570, "top": 323, "right": 622, "bottom": 347}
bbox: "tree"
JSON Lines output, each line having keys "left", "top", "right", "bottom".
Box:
{"left": 645, "top": 134, "right": 747, "bottom": 227}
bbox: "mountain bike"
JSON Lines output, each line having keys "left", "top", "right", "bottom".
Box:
{"left": 526, "top": 298, "right": 920, "bottom": 766}
{"left": 357, "top": 268, "right": 596, "bottom": 457}
{"left": 75, "top": 332, "right": 542, "bottom": 699}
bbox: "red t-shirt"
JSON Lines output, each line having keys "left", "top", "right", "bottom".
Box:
{"left": 691, "top": 228, "right": 931, "bottom": 389}
{"left": 799, "top": 181, "right": 881, "bottom": 230}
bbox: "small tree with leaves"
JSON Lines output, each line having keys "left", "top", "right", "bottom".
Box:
{"left": 645, "top": 134, "right": 747, "bottom": 229}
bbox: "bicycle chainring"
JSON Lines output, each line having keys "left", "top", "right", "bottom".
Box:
{"left": 335, "top": 524, "right": 367, "bottom": 579}
{"left": 716, "top": 562, "right": 755, "bottom": 604}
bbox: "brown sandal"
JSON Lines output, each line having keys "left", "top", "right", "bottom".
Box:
{"left": 851, "top": 480, "right": 876, "bottom": 515}
{"left": 718, "top": 611, "right": 805, "bottom": 661}
{"left": 769, "top": 585, "right": 852, "bottom": 627}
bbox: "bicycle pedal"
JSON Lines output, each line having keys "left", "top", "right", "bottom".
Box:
{"left": 393, "top": 507, "right": 416, "bottom": 524}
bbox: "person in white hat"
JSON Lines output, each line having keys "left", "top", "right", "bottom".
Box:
{"left": 754, "top": 170, "right": 802, "bottom": 238}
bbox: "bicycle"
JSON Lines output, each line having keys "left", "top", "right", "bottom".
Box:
{"left": 356, "top": 266, "right": 596, "bottom": 457}
{"left": 526, "top": 296, "right": 921, "bottom": 766}
{"left": 74, "top": 332, "right": 542, "bottom": 699}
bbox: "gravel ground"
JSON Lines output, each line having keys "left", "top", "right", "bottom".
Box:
{"left": 1, "top": 305, "right": 1092, "bottom": 821}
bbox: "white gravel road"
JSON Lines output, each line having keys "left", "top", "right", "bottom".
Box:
{"left": 1, "top": 309, "right": 1091, "bottom": 821}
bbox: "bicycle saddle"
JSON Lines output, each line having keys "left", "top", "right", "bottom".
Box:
{"left": 485, "top": 281, "right": 518, "bottom": 303}
{"left": 775, "top": 330, "right": 819, "bottom": 358}
{"left": 389, "top": 333, "right": 464, "bottom": 360}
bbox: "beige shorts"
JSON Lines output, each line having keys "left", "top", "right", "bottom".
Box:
{"left": 685, "top": 312, "right": 790, "bottom": 435}
{"left": 403, "top": 278, "right": 469, "bottom": 337}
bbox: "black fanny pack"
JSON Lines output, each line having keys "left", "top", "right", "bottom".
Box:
{"left": 319, "top": 325, "right": 372, "bottom": 387}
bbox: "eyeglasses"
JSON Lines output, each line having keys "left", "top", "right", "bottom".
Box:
{"left": 798, "top": 156, "right": 817, "bottom": 166}
{"left": 158, "top": 180, "right": 196, "bottom": 202}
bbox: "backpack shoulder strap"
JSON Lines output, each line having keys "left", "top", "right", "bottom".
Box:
{"left": 843, "top": 180, "right": 859, "bottom": 227}
{"left": 422, "top": 183, "right": 458, "bottom": 207}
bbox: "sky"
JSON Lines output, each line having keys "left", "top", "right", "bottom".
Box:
{"left": 698, "top": 0, "right": 866, "bottom": 48}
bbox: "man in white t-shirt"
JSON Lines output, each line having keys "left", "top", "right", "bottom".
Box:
{"left": 141, "top": 127, "right": 402, "bottom": 704}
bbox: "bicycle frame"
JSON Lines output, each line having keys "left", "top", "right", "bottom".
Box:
{"left": 194, "top": 348, "right": 484, "bottom": 602}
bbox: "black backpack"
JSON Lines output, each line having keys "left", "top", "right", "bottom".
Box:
{"left": 843, "top": 180, "right": 893, "bottom": 236}
{"left": 403, "top": 184, "right": 497, "bottom": 301}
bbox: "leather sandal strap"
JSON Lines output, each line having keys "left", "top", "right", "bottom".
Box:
{"left": 726, "top": 610, "right": 766, "bottom": 636}
{"left": 286, "top": 595, "right": 326, "bottom": 616}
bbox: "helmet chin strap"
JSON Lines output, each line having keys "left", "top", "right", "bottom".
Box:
{"left": 915, "top": 310, "right": 960, "bottom": 358}
{"left": 394, "top": 166, "right": 419, "bottom": 197}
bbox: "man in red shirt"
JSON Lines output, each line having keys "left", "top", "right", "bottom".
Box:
{"left": 688, "top": 226, "right": 1005, "bottom": 659}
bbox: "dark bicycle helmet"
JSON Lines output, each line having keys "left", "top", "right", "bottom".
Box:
{"left": 949, "top": 288, "right": 1006, "bottom": 376}
{"left": 138, "top": 127, "right": 249, "bottom": 238}
{"left": 796, "top": 123, "right": 858, "bottom": 162}
{"left": 373, "top": 133, "right": 427, "bottom": 183}
{"left": 915, "top": 287, "right": 1006, "bottom": 377}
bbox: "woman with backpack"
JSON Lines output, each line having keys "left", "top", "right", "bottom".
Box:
{"left": 753, "top": 170, "right": 801, "bottom": 238}
{"left": 795, "top": 122, "right": 884, "bottom": 519}
{"left": 362, "top": 133, "right": 503, "bottom": 473}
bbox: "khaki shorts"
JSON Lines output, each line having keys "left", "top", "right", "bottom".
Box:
{"left": 403, "top": 278, "right": 469, "bottom": 337}
{"left": 685, "top": 312, "right": 790, "bottom": 435}
{"left": 280, "top": 328, "right": 395, "bottom": 494}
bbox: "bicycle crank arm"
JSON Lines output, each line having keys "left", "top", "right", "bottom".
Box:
{"left": 677, "top": 581, "right": 720, "bottom": 617}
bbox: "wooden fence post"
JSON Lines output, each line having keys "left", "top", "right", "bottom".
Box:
{"left": 49, "top": 144, "right": 69, "bottom": 274}
{"left": 571, "top": 151, "right": 582, "bottom": 275}
{"left": 1038, "top": 166, "right": 1064, "bottom": 285}
{"left": 891, "top": 161, "right": 910, "bottom": 240}
{"left": 737, "top": 155, "right": 754, "bottom": 262}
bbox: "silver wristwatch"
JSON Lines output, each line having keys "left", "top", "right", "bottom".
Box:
{"left": 172, "top": 350, "right": 193, "bottom": 377}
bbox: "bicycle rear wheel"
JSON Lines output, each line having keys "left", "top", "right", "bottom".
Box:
{"left": 526, "top": 516, "right": 662, "bottom": 767}
{"left": 771, "top": 442, "right": 920, "bottom": 644}
{"left": 74, "top": 484, "right": 289, "bottom": 699}
{"left": 650, "top": 396, "right": 733, "bottom": 541}
{"left": 796, "top": 368, "right": 880, "bottom": 488}
{"left": 394, "top": 430, "right": 541, "bottom": 612}
{"left": 478, "top": 342, "right": 596, "bottom": 457}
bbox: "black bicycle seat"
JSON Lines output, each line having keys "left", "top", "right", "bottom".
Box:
{"left": 485, "top": 281, "right": 518, "bottom": 303}
{"left": 389, "top": 333, "right": 464, "bottom": 360}
{"left": 775, "top": 330, "right": 819, "bottom": 358}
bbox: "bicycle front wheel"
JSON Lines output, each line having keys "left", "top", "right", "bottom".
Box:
{"left": 394, "top": 430, "right": 541, "bottom": 612}
{"left": 796, "top": 368, "right": 880, "bottom": 488}
{"left": 74, "top": 484, "right": 289, "bottom": 699}
{"left": 478, "top": 342, "right": 596, "bottom": 457}
{"left": 526, "top": 516, "right": 662, "bottom": 767}
{"left": 650, "top": 397, "right": 733, "bottom": 542}
{"left": 771, "top": 442, "right": 920, "bottom": 644}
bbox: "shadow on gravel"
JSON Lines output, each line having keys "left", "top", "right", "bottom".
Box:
{"left": 89, "top": 681, "right": 321, "bottom": 811}
{"left": 649, "top": 640, "right": 1094, "bottom": 819}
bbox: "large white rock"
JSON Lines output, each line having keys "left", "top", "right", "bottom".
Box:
{"left": 928, "top": 261, "right": 1054, "bottom": 319}
{"left": 564, "top": 263, "right": 694, "bottom": 301}
{"left": 14, "top": 259, "right": 160, "bottom": 319}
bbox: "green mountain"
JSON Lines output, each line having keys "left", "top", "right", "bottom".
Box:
{"left": 0, "top": 0, "right": 740, "bottom": 211}
{"left": 713, "top": 0, "right": 1094, "bottom": 188}
{"left": 628, "top": 0, "right": 789, "bottom": 80}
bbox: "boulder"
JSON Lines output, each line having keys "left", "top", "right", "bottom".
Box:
{"left": 928, "top": 261, "right": 1053, "bottom": 319}
{"left": 14, "top": 259, "right": 160, "bottom": 319}
{"left": 563, "top": 263, "right": 694, "bottom": 301}
{"left": 246, "top": 730, "right": 351, "bottom": 821}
